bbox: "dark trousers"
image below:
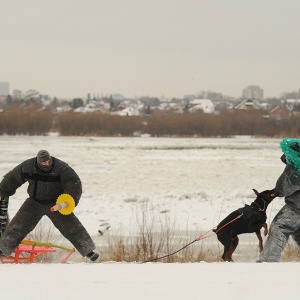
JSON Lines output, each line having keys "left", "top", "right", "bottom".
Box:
{"left": 0, "top": 197, "right": 95, "bottom": 256}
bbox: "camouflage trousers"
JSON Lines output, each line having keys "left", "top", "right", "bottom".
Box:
{"left": 0, "top": 197, "right": 96, "bottom": 257}
{"left": 259, "top": 204, "right": 300, "bottom": 262}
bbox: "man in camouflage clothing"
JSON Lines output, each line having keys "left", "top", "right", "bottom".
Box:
{"left": 0, "top": 150, "right": 99, "bottom": 261}
{"left": 259, "top": 138, "right": 300, "bottom": 262}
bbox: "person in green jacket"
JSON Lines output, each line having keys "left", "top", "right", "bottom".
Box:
{"left": 259, "top": 138, "right": 300, "bottom": 262}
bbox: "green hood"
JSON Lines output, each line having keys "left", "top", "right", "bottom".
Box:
{"left": 280, "top": 137, "right": 300, "bottom": 172}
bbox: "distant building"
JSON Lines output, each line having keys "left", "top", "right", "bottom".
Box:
{"left": 269, "top": 105, "right": 290, "bottom": 120}
{"left": 189, "top": 99, "right": 215, "bottom": 114}
{"left": 242, "top": 85, "right": 264, "bottom": 100}
{"left": 0, "top": 82, "right": 9, "bottom": 101}
{"left": 286, "top": 99, "right": 300, "bottom": 110}
{"left": 116, "top": 107, "right": 140, "bottom": 116}
{"left": 235, "top": 99, "right": 261, "bottom": 110}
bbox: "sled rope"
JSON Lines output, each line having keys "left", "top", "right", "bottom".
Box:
{"left": 21, "top": 239, "right": 75, "bottom": 252}
{"left": 142, "top": 213, "right": 242, "bottom": 263}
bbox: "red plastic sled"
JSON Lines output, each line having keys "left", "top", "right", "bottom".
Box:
{"left": 0, "top": 240, "right": 75, "bottom": 264}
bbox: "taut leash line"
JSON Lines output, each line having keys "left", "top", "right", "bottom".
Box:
{"left": 142, "top": 214, "right": 242, "bottom": 263}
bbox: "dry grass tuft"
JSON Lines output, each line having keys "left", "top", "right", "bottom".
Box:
{"left": 98, "top": 204, "right": 220, "bottom": 263}
{"left": 281, "top": 239, "right": 300, "bottom": 262}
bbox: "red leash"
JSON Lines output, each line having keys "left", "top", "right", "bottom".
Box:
{"left": 195, "top": 213, "right": 243, "bottom": 241}
{"left": 142, "top": 213, "right": 243, "bottom": 263}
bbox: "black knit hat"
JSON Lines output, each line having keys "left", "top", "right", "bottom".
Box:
{"left": 37, "top": 150, "right": 51, "bottom": 164}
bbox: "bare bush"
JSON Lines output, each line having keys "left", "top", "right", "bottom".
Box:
{"left": 1, "top": 106, "right": 300, "bottom": 137}
{"left": 58, "top": 112, "right": 144, "bottom": 136}
{"left": 0, "top": 106, "right": 53, "bottom": 135}
{"left": 145, "top": 110, "right": 300, "bottom": 138}
{"left": 99, "top": 204, "right": 219, "bottom": 263}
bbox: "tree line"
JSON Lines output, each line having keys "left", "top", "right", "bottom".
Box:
{"left": 0, "top": 108, "right": 300, "bottom": 137}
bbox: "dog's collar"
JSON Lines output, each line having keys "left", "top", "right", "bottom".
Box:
{"left": 252, "top": 197, "right": 268, "bottom": 212}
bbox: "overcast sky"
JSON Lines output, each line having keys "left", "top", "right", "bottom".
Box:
{"left": 1, "top": 0, "right": 300, "bottom": 99}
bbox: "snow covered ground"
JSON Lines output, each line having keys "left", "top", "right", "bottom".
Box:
{"left": 1, "top": 135, "right": 299, "bottom": 300}
{"left": 2, "top": 263, "right": 300, "bottom": 300}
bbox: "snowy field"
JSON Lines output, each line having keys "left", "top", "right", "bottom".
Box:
{"left": 1, "top": 135, "right": 299, "bottom": 300}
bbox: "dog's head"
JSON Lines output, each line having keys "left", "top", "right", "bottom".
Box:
{"left": 252, "top": 188, "right": 277, "bottom": 208}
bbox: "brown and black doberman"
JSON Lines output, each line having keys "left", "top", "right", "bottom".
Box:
{"left": 213, "top": 189, "right": 276, "bottom": 262}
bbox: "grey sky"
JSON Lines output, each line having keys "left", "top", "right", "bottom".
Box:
{"left": 1, "top": 0, "right": 300, "bottom": 99}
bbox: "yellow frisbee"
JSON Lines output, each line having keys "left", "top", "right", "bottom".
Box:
{"left": 56, "top": 194, "right": 75, "bottom": 215}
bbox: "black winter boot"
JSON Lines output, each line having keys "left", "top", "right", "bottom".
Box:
{"left": 86, "top": 251, "right": 100, "bottom": 261}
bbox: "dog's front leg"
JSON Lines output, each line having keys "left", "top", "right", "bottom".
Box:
{"left": 255, "top": 230, "right": 263, "bottom": 252}
{"left": 261, "top": 223, "right": 268, "bottom": 236}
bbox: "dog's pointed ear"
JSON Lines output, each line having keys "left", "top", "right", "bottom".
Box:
{"left": 253, "top": 189, "right": 259, "bottom": 195}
